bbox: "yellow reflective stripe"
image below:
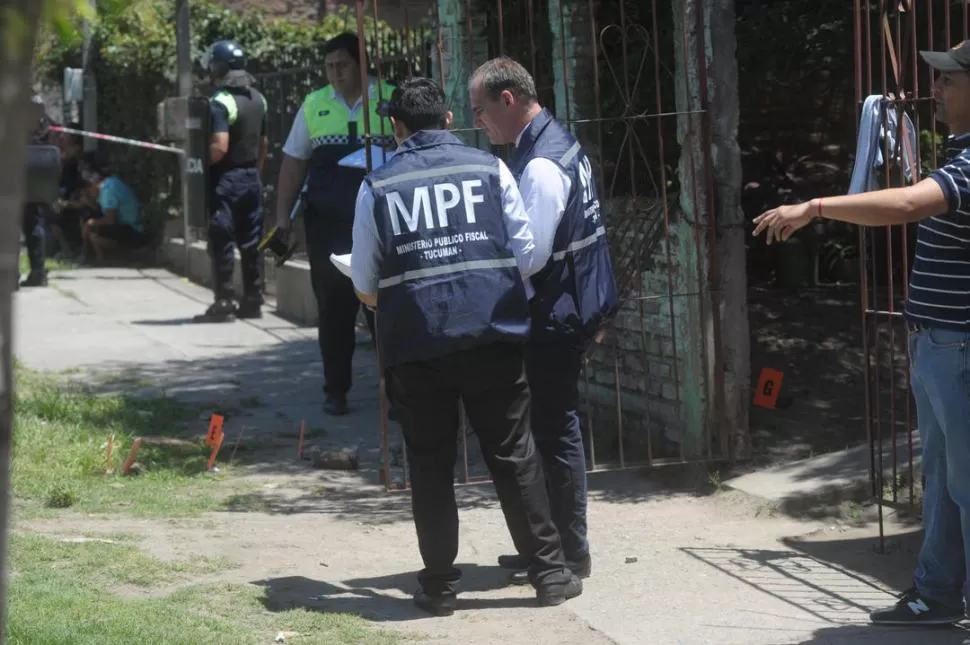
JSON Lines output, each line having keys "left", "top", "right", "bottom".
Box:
{"left": 303, "top": 82, "right": 396, "bottom": 140}
{"left": 212, "top": 91, "right": 238, "bottom": 126}
{"left": 304, "top": 89, "right": 346, "bottom": 139}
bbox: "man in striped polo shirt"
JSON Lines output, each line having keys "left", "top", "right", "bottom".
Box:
{"left": 753, "top": 40, "right": 970, "bottom": 627}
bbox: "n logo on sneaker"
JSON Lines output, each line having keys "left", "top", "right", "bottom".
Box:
{"left": 907, "top": 598, "right": 931, "bottom": 615}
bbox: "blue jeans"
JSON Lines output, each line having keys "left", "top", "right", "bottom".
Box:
{"left": 911, "top": 327, "right": 970, "bottom": 608}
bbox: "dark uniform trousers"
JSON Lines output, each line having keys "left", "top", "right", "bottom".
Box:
{"left": 478, "top": 341, "right": 588, "bottom": 564}
{"left": 21, "top": 203, "right": 48, "bottom": 278}
{"left": 525, "top": 341, "right": 588, "bottom": 562}
{"left": 304, "top": 212, "right": 375, "bottom": 397}
{"left": 387, "top": 342, "right": 567, "bottom": 595}
{"left": 208, "top": 167, "right": 263, "bottom": 301}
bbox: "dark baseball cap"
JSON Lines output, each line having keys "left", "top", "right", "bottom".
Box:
{"left": 921, "top": 40, "right": 970, "bottom": 72}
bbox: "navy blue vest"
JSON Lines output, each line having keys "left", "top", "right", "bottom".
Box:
{"left": 509, "top": 109, "right": 619, "bottom": 344}
{"left": 366, "top": 129, "right": 531, "bottom": 367}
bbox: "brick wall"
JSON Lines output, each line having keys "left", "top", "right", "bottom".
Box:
{"left": 578, "top": 196, "right": 701, "bottom": 465}
{"left": 549, "top": 0, "right": 710, "bottom": 465}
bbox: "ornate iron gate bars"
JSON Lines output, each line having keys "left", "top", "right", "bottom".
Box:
{"left": 854, "top": 0, "right": 969, "bottom": 547}
{"left": 341, "top": 0, "right": 725, "bottom": 491}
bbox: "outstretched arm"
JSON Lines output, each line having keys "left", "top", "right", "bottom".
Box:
{"left": 752, "top": 178, "right": 949, "bottom": 244}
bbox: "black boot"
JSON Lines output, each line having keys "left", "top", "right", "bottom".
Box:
{"left": 236, "top": 295, "right": 263, "bottom": 319}
{"left": 19, "top": 272, "right": 48, "bottom": 288}
{"left": 193, "top": 298, "right": 237, "bottom": 323}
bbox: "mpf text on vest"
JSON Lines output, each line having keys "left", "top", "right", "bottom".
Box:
{"left": 394, "top": 230, "right": 490, "bottom": 260}
{"left": 385, "top": 179, "right": 494, "bottom": 260}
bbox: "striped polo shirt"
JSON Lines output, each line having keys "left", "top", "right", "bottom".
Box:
{"left": 906, "top": 133, "right": 970, "bottom": 330}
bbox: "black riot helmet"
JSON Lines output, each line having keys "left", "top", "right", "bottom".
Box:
{"left": 204, "top": 40, "right": 247, "bottom": 78}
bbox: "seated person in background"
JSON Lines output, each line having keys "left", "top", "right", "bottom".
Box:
{"left": 80, "top": 154, "right": 148, "bottom": 264}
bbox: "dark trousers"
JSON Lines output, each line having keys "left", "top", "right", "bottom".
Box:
{"left": 304, "top": 214, "right": 374, "bottom": 398}
{"left": 525, "top": 341, "right": 589, "bottom": 562}
{"left": 387, "top": 342, "right": 567, "bottom": 595}
{"left": 208, "top": 168, "right": 263, "bottom": 301}
{"left": 54, "top": 205, "right": 96, "bottom": 251}
{"left": 21, "top": 202, "right": 47, "bottom": 278}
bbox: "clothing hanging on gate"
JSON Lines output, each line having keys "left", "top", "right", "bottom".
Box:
{"left": 848, "top": 94, "right": 919, "bottom": 194}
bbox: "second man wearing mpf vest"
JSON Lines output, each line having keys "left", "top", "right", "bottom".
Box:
{"left": 469, "top": 57, "right": 620, "bottom": 585}
{"left": 275, "top": 33, "right": 395, "bottom": 416}
{"left": 195, "top": 40, "right": 270, "bottom": 323}
{"left": 351, "top": 77, "right": 582, "bottom": 616}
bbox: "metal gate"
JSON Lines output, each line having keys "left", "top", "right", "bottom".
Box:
{"left": 854, "top": 0, "right": 967, "bottom": 545}
{"left": 340, "top": 0, "right": 726, "bottom": 491}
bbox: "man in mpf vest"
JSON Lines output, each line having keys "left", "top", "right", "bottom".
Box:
{"left": 469, "top": 57, "right": 619, "bottom": 585}
{"left": 194, "top": 40, "right": 270, "bottom": 323}
{"left": 275, "top": 32, "right": 396, "bottom": 416}
{"left": 350, "top": 77, "right": 582, "bottom": 617}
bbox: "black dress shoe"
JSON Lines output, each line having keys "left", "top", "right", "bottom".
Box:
{"left": 323, "top": 394, "right": 349, "bottom": 416}
{"left": 509, "top": 554, "right": 592, "bottom": 586}
{"left": 414, "top": 590, "right": 457, "bottom": 616}
{"left": 497, "top": 554, "right": 528, "bottom": 570}
{"left": 535, "top": 573, "right": 583, "bottom": 607}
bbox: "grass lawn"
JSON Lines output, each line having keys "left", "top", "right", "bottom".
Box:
{"left": 6, "top": 534, "right": 400, "bottom": 645}
{"left": 8, "top": 366, "right": 402, "bottom": 645}
{"left": 13, "top": 367, "right": 237, "bottom": 519}
{"left": 18, "top": 252, "right": 79, "bottom": 276}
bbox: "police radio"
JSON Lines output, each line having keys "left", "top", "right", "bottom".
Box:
{"left": 257, "top": 178, "right": 305, "bottom": 267}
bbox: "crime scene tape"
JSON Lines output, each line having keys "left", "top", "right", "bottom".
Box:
{"left": 49, "top": 125, "right": 184, "bottom": 155}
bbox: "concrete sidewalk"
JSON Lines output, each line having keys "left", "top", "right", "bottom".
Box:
{"left": 14, "top": 266, "right": 394, "bottom": 464}
{"left": 13, "top": 267, "right": 969, "bottom": 645}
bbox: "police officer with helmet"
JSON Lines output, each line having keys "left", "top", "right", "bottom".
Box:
{"left": 194, "top": 40, "right": 269, "bottom": 323}
{"left": 274, "top": 32, "right": 396, "bottom": 415}
{"left": 19, "top": 95, "right": 56, "bottom": 289}
{"left": 351, "top": 77, "right": 582, "bottom": 617}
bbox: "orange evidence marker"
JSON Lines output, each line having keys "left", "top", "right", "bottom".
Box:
{"left": 207, "top": 432, "right": 224, "bottom": 472}
{"left": 205, "top": 413, "right": 225, "bottom": 447}
{"left": 753, "top": 368, "right": 784, "bottom": 409}
{"left": 122, "top": 437, "right": 143, "bottom": 475}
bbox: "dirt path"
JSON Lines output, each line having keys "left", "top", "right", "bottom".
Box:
{"left": 18, "top": 452, "right": 932, "bottom": 645}
{"left": 13, "top": 269, "right": 947, "bottom": 644}
{"left": 19, "top": 457, "right": 624, "bottom": 645}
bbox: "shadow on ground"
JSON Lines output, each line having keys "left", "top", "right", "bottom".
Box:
{"left": 217, "top": 464, "right": 701, "bottom": 526}
{"left": 782, "top": 525, "right": 924, "bottom": 604}
{"left": 796, "top": 623, "right": 969, "bottom": 644}
{"left": 681, "top": 543, "right": 969, "bottom": 643}
{"left": 254, "top": 565, "right": 538, "bottom": 622}
{"left": 747, "top": 284, "right": 912, "bottom": 469}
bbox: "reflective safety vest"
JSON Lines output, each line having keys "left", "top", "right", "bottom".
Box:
{"left": 302, "top": 79, "right": 395, "bottom": 232}
{"left": 366, "top": 129, "right": 530, "bottom": 367}
{"left": 210, "top": 86, "right": 267, "bottom": 172}
{"left": 509, "top": 108, "right": 619, "bottom": 345}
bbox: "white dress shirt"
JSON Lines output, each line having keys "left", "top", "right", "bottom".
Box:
{"left": 513, "top": 121, "right": 572, "bottom": 273}
{"left": 351, "top": 143, "right": 542, "bottom": 299}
